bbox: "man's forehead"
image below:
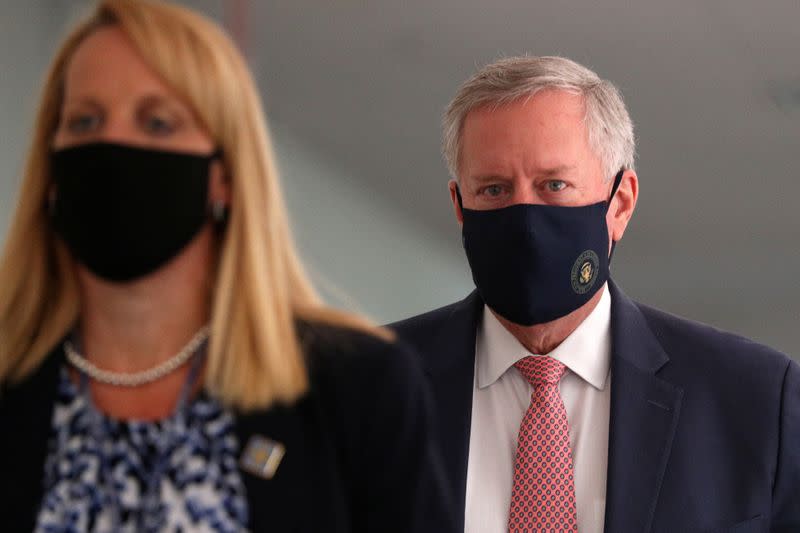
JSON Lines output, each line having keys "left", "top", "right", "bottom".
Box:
{"left": 458, "top": 92, "right": 594, "bottom": 177}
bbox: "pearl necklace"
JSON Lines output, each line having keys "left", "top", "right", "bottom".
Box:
{"left": 64, "top": 326, "right": 210, "bottom": 387}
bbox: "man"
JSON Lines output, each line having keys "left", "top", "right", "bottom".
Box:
{"left": 391, "top": 56, "right": 799, "bottom": 532}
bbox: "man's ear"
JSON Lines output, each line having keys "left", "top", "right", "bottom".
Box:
{"left": 448, "top": 179, "right": 464, "bottom": 225}
{"left": 606, "top": 169, "right": 638, "bottom": 243}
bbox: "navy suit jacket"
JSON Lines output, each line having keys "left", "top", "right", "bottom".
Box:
{"left": 391, "top": 281, "right": 800, "bottom": 532}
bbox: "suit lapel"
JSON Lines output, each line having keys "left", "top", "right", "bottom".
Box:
{"left": 604, "top": 281, "right": 683, "bottom": 533}
{"left": 418, "top": 290, "right": 483, "bottom": 531}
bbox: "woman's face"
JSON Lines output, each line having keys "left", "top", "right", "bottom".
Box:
{"left": 51, "top": 25, "right": 229, "bottom": 289}
{"left": 53, "top": 26, "right": 215, "bottom": 155}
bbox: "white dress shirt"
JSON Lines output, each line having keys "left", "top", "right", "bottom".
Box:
{"left": 464, "top": 284, "right": 612, "bottom": 533}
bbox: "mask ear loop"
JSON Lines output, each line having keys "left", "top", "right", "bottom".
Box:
{"left": 47, "top": 186, "right": 57, "bottom": 218}
{"left": 454, "top": 185, "right": 470, "bottom": 250}
{"left": 607, "top": 169, "right": 626, "bottom": 263}
{"left": 208, "top": 149, "right": 230, "bottom": 229}
{"left": 455, "top": 184, "right": 464, "bottom": 209}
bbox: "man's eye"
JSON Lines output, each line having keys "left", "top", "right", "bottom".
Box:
{"left": 546, "top": 180, "right": 567, "bottom": 192}
{"left": 66, "top": 114, "right": 101, "bottom": 134}
{"left": 483, "top": 185, "right": 505, "bottom": 197}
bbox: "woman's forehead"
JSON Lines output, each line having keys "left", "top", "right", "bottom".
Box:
{"left": 63, "top": 26, "right": 175, "bottom": 104}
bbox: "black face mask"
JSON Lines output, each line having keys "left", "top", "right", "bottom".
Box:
{"left": 50, "top": 142, "right": 220, "bottom": 283}
{"left": 458, "top": 170, "right": 624, "bottom": 326}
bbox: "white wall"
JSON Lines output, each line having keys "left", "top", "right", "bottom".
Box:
{"left": 274, "top": 126, "right": 472, "bottom": 322}
{"left": 0, "top": 3, "right": 57, "bottom": 239}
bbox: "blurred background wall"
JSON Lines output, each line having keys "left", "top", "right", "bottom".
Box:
{"left": 1, "top": 1, "right": 797, "bottom": 359}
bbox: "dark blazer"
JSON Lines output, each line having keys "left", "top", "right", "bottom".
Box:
{"left": 390, "top": 281, "right": 800, "bottom": 533}
{"left": 0, "top": 323, "right": 457, "bottom": 533}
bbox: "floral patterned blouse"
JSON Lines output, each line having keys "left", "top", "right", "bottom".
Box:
{"left": 34, "top": 365, "right": 249, "bottom": 532}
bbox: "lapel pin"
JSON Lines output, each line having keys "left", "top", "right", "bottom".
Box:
{"left": 240, "top": 435, "right": 286, "bottom": 479}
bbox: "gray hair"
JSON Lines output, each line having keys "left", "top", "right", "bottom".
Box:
{"left": 443, "top": 56, "right": 635, "bottom": 180}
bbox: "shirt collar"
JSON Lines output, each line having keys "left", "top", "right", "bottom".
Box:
{"left": 476, "top": 283, "right": 612, "bottom": 391}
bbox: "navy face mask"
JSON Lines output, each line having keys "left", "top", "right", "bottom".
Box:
{"left": 458, "top": 170, "right": 624, "bottom": 326}
{"left": 50, "top": 142, "right": 220, "bottom": 283}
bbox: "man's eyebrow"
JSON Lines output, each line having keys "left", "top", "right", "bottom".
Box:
{"left": 471, "top": 166, "right": 575, "bottom": 183}
{"left": 471, "top": 174, "right": 512, "bottom": 183}
{"left": 537, "top": 165, "right": 575, "bottom": 177}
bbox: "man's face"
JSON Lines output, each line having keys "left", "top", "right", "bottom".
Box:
{"left": 449, "top": 89, "right": 637, "bottom": 246}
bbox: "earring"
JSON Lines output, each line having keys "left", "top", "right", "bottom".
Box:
{"left": 211, "top": 201, "right": 229, "bottom": 224}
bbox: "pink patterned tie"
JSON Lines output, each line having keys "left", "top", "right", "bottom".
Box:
{"left": 508, "top": 356, "right": 578, "bottom": 532}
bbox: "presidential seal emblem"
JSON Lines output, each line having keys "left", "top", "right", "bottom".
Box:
{"left": 571, "top": 250, "right": 599, "bottom": 294}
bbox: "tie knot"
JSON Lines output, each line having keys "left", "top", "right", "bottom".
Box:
{"left": 514, "top": 356, "right": 566, "bottom": 386}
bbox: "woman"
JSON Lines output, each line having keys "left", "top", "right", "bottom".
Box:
{"left": 0, "top": 1, "right": 454, "bottom": 531}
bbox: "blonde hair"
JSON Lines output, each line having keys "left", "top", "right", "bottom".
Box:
{"left": 0, "top": 0, "right": 387, "bottom": 410}
{"left": 443, "top": 56, "right": 635, "bottom": 180}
